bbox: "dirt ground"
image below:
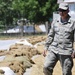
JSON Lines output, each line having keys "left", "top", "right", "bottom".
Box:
{"left": 0, "top": 35, "right": 75, "bottom": 75}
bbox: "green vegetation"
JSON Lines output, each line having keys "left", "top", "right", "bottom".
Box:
{"left": 0, "top": 0, "right": 58, "bottom": 27}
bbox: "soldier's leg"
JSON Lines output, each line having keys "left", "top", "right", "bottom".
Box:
{"left": 59, "top": 55, "right": 73, "bottom": 75}
{"left": 43, "top": 51, "right": 58, "bottom": 75}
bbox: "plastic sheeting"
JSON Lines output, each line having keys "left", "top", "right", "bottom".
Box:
{"left": 0, "top": 40, "right": 19, "bottom": 50}
{"left": 0, "top": 67, "right": 15, "bottom": 75}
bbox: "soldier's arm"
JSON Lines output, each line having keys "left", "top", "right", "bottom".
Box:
{"left": 45, "top": 21, "right": 55, "bottom": 51}
{"left": 74, "top": 25, "right": 75, "bottom": 50}
{"left": 73, "top": 21, "right": 75, "bottom": 50}
{"left": 71, "top": 21, "right": 75, "bottom": 58}
{"left": 43, "top": 21, "right": 55, "bottom": 57}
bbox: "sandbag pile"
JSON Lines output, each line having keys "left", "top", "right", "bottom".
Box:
{"left": 0, "top": 44, "right": 40, "bottom": 75}
{"left": 27, "top": 36, "right": 46, "bottom": 45}
{"left": 0, "top": 36, "right": 46, "bottom": 75}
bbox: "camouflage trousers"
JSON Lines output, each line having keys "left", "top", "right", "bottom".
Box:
{"left": 43, "top": 51, "right": 73, "bottom": 75}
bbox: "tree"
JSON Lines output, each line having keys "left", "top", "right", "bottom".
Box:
{"left": 37, "top": 0, "right": 58, "bottom": 22}
{"left": 0, "top": 0, "right": 58, "bottom": 25}
{"left": 0, "top": 0, "right": 13, "bottom": 25}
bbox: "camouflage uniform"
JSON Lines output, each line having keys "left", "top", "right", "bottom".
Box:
{"left": 43, "top": 16, "right": 75, "bottom": 75}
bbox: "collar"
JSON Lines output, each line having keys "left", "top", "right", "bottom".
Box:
{"left": 57, "top": 15, "right": 71, "bottom": 24}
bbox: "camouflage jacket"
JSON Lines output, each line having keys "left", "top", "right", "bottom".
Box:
{"left": 45, "top": 16, "right": 75, "bottom": 55}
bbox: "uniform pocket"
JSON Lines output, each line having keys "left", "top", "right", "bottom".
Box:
{"left": 65, "top": 28, "right": 72, "bottom": 33}
{"left": 51, "top": 42, "right": 58, "bottom": 47}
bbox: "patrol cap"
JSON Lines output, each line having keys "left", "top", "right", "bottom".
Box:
{"left": 58, "top": 3, "right": 69, "bottom": 10}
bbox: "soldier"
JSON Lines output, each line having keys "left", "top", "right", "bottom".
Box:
{"left": 43, "top": 3, "right": 75, "bottom": 75}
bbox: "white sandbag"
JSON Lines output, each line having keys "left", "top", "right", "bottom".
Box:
{"left": 0, "top": 56, "right": 5, "bottom": 61}
{"left": 16, "top": 39, "right": 33, "bottom": 47}
{"left": 0, "top": 67, "right": 15, "bottom": 75}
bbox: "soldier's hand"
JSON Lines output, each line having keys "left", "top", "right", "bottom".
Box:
{"left": 71, "top": 51, "right": 75, "bottom": 58}
{"left": 43, "top": 50, "right": 47, "bottom": 57}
